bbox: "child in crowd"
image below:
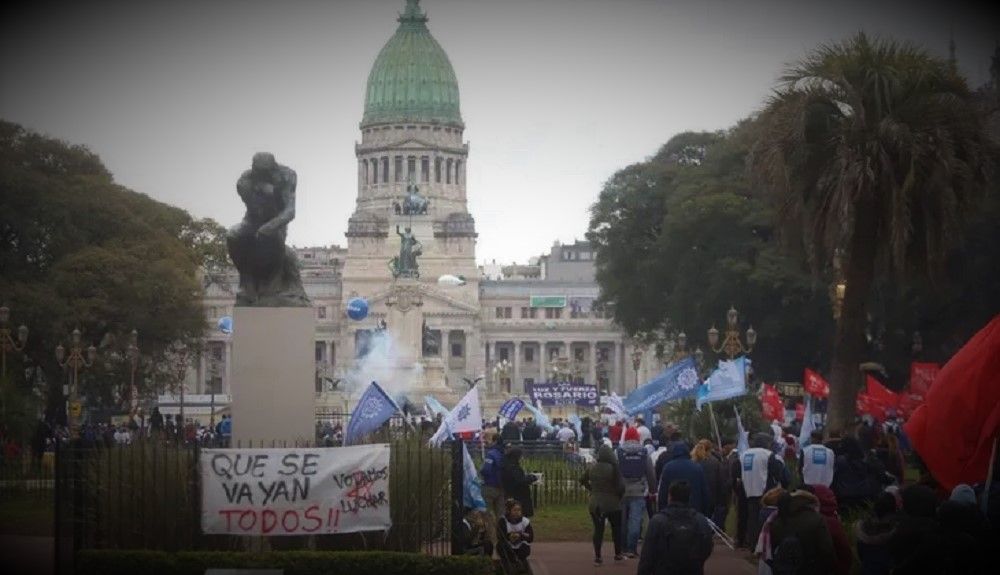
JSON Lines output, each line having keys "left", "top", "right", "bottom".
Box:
{"left": 460, "top": 508, "right": 493, "bottom": 557}
{"left": 497, "top": 498, "right": 534, "bottom": 574}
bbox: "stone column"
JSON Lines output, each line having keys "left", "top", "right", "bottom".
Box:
{"left": 588, "top": 340, "right": 598, "bottom": 387}
{"left": 197, "top": 350, "right": 207, "bottom": 394}
{"left": 224, "top": 339, "right": 233, "bottom": 395}
{"left": 329, "top": 341, "right": 335, "bottom": 368}
{"left": 513, "top": 341, "right": 522, "bottom": 394}
{"left": 442, "top": 330, "right": 451, "bottom": 363}
{"left": 614, "top": 342, "right": 623, "bottom": 394}
{"left": 539, "top": 341, "right": 547, "bottom": 383}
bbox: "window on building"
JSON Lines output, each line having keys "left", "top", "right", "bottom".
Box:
{"left": 544, "top": 307, "right": 562, "bottom": 319}
{"left": 315, "top": 341, "right": 325, "bottom": 362}
{"left": 381, "top": 157, "right": 389, "bottom": 183}
{"left": 316, "top": 306, "right": 327, "bottom": 319}
{"left": 421, "top": 156, "right": 429, "bottom": 182}
{"left": 524, "top": 347, "right": 534, "bottom": 362}
{"left": 499, "top": 348, "right": 509, "bottom": 362}
{"left": 435, "top": 157, "right": 442, "bottom": 183}
{"left": 530, "top": 307, "right": 538, "bottom": 318}
{"left": 372, "top": 159, "right": 379, "bottom": 182}
{"left": 446, "top": 159, "right": 453, "bottom": 184}
{"left": 455, "top": 160, "right": 462, "bottom": 185}
{"left": 451, "top": 343, "right": 463, "bottom": 358}
{"left": 362, "top": 160, "right": 368, "bottom": 184}
{"left": 505, "top": 307, "right": 512, "bottom": 319}
{"left": 407, "top": 156, "right": 416, "bottom": 181}
{"left": 496, "top": 307, "right": 504, "bottom": 319}
{"left": 394, "top": 156, "right": 403, "bottom": 182}
{"left": 574, "top": 347, "right": 585, "bottom": 362}
{"left": 525, "top": 377, "right": 535, "bottom": 386}
{"left": 520, "top": 307, "right": 529, "bottom": 319}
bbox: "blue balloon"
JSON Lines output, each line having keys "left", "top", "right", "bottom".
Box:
{"left": 346, "top": 297, "right": 369, "bottom": 321}
{"left": 217, "top": 316, "right": 233, "bottom": 334}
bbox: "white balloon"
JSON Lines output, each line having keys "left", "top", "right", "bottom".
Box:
{"left": 437, "top": 274, "right": 466, "bottom": 286}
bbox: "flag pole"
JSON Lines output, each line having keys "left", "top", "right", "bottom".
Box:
{"left": 983, "top": 435, "right": 998, "bottom": 516}
{"left": 707, "top": 402, "right": 723, "bottom": 449}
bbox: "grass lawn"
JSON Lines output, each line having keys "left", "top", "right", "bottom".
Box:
{"left": 531, "top": 503, "right": 612, "bottom": 542}
{"left": 0, "top": 495, "right": 53, "bottom": 536}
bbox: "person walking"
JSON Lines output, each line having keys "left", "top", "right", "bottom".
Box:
{"left": 806, "top": 484, "right": 853, "bottom": 575}
{"left": 500, "top": 448, "right": 538, "bottom": 518}
{"left": 618, "top": 426, "right": 656, "bottom": 558}
{"left": 480, "top": 431, "right": 505, "bottom": 549}
{"left": 691, "top": 439, "right": 729, "bottom": 528}
{"left": 854, "top": 492, "right": 898, "bottom": 575}
{"left": 580, "top": 444, "right": 626, "bottom": 564}
{"left": 742, "top": 433, "right": 788, "bottom": 551}
{"left": 766, "top": 489, "right": 836, "bottom": 574}
{"left": 637, "top": 480, "right": 715, "bottom": 575}
{"left": 800, "top": 430, "right": 836, "bottom": 488}
{"left": 658, "top": 441, "right": 710, "bottom": 515}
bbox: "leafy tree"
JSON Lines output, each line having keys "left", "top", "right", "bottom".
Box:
{"left": 0, "top": 120, "right": 210, "bottom": 438}
{"left": 588, "top": 121, "right": 834, "bottom": 385}
{"left": 750, "top": 33, "right": 996, "bottom": 431}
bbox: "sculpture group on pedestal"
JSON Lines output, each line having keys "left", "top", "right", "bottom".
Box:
{"left": 390, "top": 225, "right": 422, "bottom": 279}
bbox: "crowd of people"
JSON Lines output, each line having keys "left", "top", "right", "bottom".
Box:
{"left": 459, "top": 412, "right": 996, "bottom": 575}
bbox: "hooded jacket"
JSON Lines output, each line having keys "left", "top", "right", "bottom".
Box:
{"left": 658, "top": 442, "right": 710, "bottom": 515}
{"left": 768, "top": 490, "right": 836, "bottom": 575}
{"left": 810, "top": 485, "right": 852, "bottom": 575}
{"left": 580, "top": 445, "right": 625, "bottom": 514}
{"left": 500, "top": 448, "right": 537, "bottom": 517}
{"left": 854, "top": 511, "right": 897, "bottom": 575}
{"left": 696, "top": 451, "right": 728, "bottom": 511}
{"left": 619, "top": 439, "right": 656, "bottom": 497}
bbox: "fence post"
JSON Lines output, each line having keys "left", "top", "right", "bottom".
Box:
{"left": 449, "top": 439, "right": 463, "bottom": 556}
{"left": 53, "top": 439, "right": 62, "bottom": 575}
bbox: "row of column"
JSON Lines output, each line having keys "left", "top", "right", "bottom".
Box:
{"left": 485, "top": 340, "right": 626, "bottom": 394}
{"left": 359, "top": 154, "right": 465, "bottom": 187}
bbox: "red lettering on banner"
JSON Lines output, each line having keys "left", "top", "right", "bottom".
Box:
{"left": 303, "top": 505, "right": 322, "bottom": 533}
{"left": 281, "top": 510, "right": 300, "bottom": 532}
{"left": 261, "top": 509, "right": 278, "bottom": 534}
{"left": 238, "top": 510, "right": 256, "bottom": 531}
{"left": 219, "top": 509, "right": 240, "bottom": 531}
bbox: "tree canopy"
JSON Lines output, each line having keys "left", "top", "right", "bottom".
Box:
{"left": 0, "top": 120, "right": 222, "bottom": 437}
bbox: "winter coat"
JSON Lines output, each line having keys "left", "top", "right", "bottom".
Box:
{"left": 580, "top": 445, "right": 625, "bottom": 514}
{"left": 854, "top": 515, "right": 896, "bottom": 575}
{"left": 768, "top": 490, "right": 836, "bottom": 575}
{"left": 697, "top": 452, "right": 728, "bottom": 511}
{"left": 500, "top": 452, "right": 537, "bottom": 517}
{"left": 637, "top": 502, "right": 714, "bottom": 575}
{"left": 522, "top": 422, "right": 542, "bottom": 441}
{"left": 619, "top": 440, "right": 656, "bottom": 497}
{"left": 480, "top": 445, "right": 504, "bottom": 488}
{"left": 811, "top": 485, "right": 852, "bottom": 575}
{"left": 500, "top": 421, "right": 521, "bottom": 443}
{"left": 658, "top": 443, "right": 710, "bottom": 515}
{"left": 831, "top": 455, "right": 881, "bottom": 513}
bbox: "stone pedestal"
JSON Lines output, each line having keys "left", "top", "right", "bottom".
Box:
{"left": 231, "top": 307, "right": 315, "bottom": 446}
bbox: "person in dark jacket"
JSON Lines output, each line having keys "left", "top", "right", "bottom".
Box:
{"left": 501, "top": 419, "right": 522, "bottom": 443}
{"left": 888, "top": 484, "right": 942, "bottom": 575}
{"left": 805, "top": 484, "right": 852, "bottom": 575}
{"left": 580, "top": 444, "right": 626, "bottom": 564}
{"left": 767, "top": 490, "right": 836, "bottom": 574}
{"left": 727, "top": 446, "right": 749, "bottom": 548}
{"left": 521, "top": 419, "right": 542, "bottom": 441}
{"left": 937, "top": 484, "right": 987, "bottom": 574}
{"left": 500, "top": 447, "right": 538, "bottom": 517}
{"left": 691, "top": 439, "right": 728, "bottom": 527}
{"left": 854, "top": 491, "right": 898, "bottom": 575}
{"left": 831, "top": 436, "right": 883, "bottom": 513}
{"left": 638, "top": 480, "right": 714, "bottom": 575}
{"left": 658, "top": 441, "right": 710, "bottom": 515}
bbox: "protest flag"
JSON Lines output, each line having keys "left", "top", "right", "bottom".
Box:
{"left": 803, "top": 368, "right": 830, "bottom": 398}
{"left": 866, "top": 374, "right": 900, "bottom": 410}
{"left": 761, "top": 383, "right": 784, "bottom": 422}
{"left": 498, "top": 397, "right": 525, "bottom": 421}
{"left": 344, "top": 381, "right": 401, "bottom": 446}
{"left": 569, "top": 414, "right": 583, "bottom": 442}
{"left": 623, "top": 356, "right": 701, "bottom": 416}
{"left": 430, "top": 385, "right": 483, "bottom": 447}
{"left": 424, "top": 395, "right": 450, "bottom": 417}
{"left": 734, "top": 406, "right": 750, "bottom": 456}
{"left": 462, "top": 443, "right": 487, "bottom": 510}
{"left": 909, "top": 362, "right": 940, "bottom": 398}
{"left": 905, "top": 314, "right": 1000, "bottom": 490}
{"left": 523, "top": 401, "right": 554, "bottom": 432}
{"left": 606, "top": 393, "right": 628, "bottom": 418}
{"left": 798, "top": 395, "right": 815, "bottom": 447}
{"left": 697, "top": 356, "right": 749, "bottom": 410}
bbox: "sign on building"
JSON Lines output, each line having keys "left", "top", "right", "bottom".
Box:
{"left": 529, "top": 295, "right": 566, "bottom": 308}
{"left": 525, "top": 381, "right": 599, "bottom": 407}
{"left": 200, "top": 444, "right": 390, "bottom": 536}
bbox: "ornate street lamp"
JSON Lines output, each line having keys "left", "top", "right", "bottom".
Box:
{"left": 667, "top": 331, "right": 690, "bottom": 365}
{"left": 707, "top": 306, "right": 756, "bottom": 360}
{"left": 492, "top": 358, "right": 512, "bottom": 394}
{"left": 631, "top": 345, "right": 645, "bottom": 390}
{"left": 56, "top": 329, "right": 97, "bottom": 439}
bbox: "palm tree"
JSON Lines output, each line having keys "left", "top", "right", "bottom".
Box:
{"left": 751, "top": 32, "right": 995, "bottom": 432}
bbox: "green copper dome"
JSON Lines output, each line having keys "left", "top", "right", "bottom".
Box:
{"left": 362, "top": 0, "right": 462, "bottom": 128}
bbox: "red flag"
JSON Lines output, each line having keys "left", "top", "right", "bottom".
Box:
{"left": 856, "top": 391, "right": 887, "bottom": 423}
{"left": 803, "top": 368, "right": 830, "bottom": 398}
{"left": 866, "top": 374, "right": 900, "bottom": 410}
{"left": 904, "top": 314, "right": 1000, "bottom": 490}
{"left": 909, "top": 362, "right": 940, "bottom": 397}
{"left": 897, "top": 393, "right": 924, "bottom": 420}
{"left": 794, "top": 403, "right": 805, "bottom": 421}
{"left": 761, "top": 383, "right": 784, "bottom": 421}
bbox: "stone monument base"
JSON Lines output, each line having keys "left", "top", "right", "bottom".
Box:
{"left": 231, "top": 307, "right": 315, "bottom": 446}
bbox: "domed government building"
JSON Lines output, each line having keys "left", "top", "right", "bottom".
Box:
{"left": 166, "top": 0, "right": 654, "bottom": 422}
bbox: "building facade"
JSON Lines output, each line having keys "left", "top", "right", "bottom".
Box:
{"left": 183, "top": 1, "right": 658, "bottom": 418}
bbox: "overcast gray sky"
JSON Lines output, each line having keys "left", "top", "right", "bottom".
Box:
{"left": 2, "top": 0, "right": 995, "bottom": 265}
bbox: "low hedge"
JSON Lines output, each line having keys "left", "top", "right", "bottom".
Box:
{"left": 77, "top": 549, "right": 494, "bottom": 575}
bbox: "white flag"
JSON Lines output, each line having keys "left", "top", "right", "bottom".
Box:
{"left": 429, "top": 385, "right": 482, "bottom": 446}
{"left": 607, "top": 392, "right": 627, "bottom": 418}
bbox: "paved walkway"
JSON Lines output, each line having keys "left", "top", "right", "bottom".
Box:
{"left": 528, "top": 541, "right": 756, "bottom": 575}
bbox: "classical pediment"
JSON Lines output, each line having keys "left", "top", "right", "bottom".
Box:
{"left": 368, "top": 281, "right": 479, "bottom": 314}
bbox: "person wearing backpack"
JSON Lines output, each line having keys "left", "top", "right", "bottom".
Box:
{"left": 580, "top": 444, "right": 626, "bottom": 564}
{"left": 619, "top": 426, "right": 656, "bottom": 558}
{"left": 767, "top": 490, "right": 835, "bottom": 575}
{"left": 638, "top": 480, "right": 714, "bottom": 575}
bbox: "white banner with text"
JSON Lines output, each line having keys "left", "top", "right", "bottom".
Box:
{"left": 200, "top": 444, "right": 391, "bottom": 536}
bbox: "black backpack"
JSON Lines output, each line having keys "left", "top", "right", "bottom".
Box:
{"left": 769, "top": 534, "right": 805, "bottom": 575}
{"left": 619, "top": 449, "right": 646, "bottom": 480}
{"left": 658, "top": 508, "right": 705, "bottom": 571}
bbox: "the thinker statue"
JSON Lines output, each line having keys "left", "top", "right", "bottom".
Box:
{"left": 226, "top": 152, "right": 310, "bottom": 307}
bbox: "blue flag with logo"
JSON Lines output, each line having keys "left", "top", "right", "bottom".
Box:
{"left": 344, "top": 381, "right": 400, "bottom": 446}
{"left": 798, "top": 395, "right": 815, "bottom": 448}
{"left": 498, "top": 397, "right": 525, "bottom": 421}
{"left": 462, "top": 443, "right": 487, "bottom": 510}
{"left": 623, "top": 356, "right": 701, "bottom": 415}
{"left": 734, "top": 406, "right": 750, "bottom": 456}
{"left": 697, "top": 356, "right": 749, "bottom": 410}
{"left": 424, "top": 395, "right": 449, "bottom": 417}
